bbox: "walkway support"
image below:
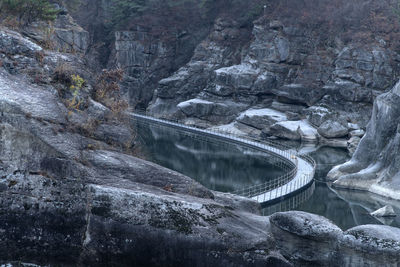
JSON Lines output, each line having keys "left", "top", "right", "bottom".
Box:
{"left": 131, "top": 112, "right": 316, "bottom": 204}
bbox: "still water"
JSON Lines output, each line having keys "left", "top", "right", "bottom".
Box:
{"left": 136, "top": 121, "right": 400, "bottom": 230}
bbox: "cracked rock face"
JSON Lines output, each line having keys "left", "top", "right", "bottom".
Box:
{"left": 328, "top": 81, "right": 400, "bottom": 200}
{"left": 146, "top": 0, "right": 399, "bottom": 145}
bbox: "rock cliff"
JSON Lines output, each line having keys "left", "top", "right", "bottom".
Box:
{"left": 58, "top": 0, "right": 400, "bottom": 148}
{"left": 328, "top": 80, "right": 400, "bottom": 200}
{"left": 142, "top": 0, "right": 400, "bottom": 148}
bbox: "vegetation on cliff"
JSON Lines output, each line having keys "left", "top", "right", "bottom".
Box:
{"left": 0, "top": 0, "right": 58, "bottom": 26}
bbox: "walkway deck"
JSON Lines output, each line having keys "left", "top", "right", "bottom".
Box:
{"left": 131, "top": 113, "right": 316, "bottom": 204}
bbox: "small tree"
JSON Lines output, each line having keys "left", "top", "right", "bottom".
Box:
{"left": 0, "top": 0, "right": 58, "bottom": 26}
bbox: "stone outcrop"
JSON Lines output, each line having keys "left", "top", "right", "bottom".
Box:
{"left": 328, "top": 80, "right": 400, "bottom": 200}
{"left": 270, "top": 211, "right": 400, "bottom": 266}
{"left": 147, "top": 17, "right": 253, "bottom": 115}
{"left": 24, "top": 13, "right": 89, "bottom": 54}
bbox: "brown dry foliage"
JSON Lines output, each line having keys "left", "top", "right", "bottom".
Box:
{"left": 94, "top": 68, "right": 128, "bottom": 116}
{"left": 53, "top": 62, "right": 74, "bottom": 85}
{"left": 265, "top": 0, "right": 400, "bottom": 50}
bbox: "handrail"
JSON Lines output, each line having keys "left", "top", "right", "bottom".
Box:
{"left": 131, "top": 111, "right": 316, "bottom": 203}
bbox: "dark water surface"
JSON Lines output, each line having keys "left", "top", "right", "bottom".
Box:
{"left": 136, "top": 122, "right": 285, "bottom": 193}
{"left": 136, "top": 121, "right": 400, "bottom": 230}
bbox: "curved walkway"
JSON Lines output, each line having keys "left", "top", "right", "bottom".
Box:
{"left": 131, "top": 113, "right": 316, "bottom": 204}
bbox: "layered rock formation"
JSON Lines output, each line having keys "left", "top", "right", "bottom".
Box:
{"left": 47, "top": 0, "right": 400, "bottom": 150}
{"left": 1, "top": 24, "right": 400, "bottom": 266}
{"left": 144, "top": 0, "right": 400, "bottom": 148}
{"left": 328, "top": 80, "right": 400, "bottom": 200}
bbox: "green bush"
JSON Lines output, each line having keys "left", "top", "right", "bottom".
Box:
{"left": 0, "top": 0, "right": 58, "bottom": 26}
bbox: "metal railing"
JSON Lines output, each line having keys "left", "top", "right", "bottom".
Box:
{"left": 232, "top": 160, "right": 298, "bottom": 197}
{"left": 130, "top": 111, "right": 316, "bottom": 203}
{"left": 261, "top": 181, "right": 316, "bottom": 215}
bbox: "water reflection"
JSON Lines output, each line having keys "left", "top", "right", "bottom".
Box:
{"left": 136, "top": 121, "right": 285, "bottom": 192}
{"left": 263, "top": 146, "right": 400, "bottom": 230}
{"left": 136, "top": 121, "right": 400, "bottom": 230}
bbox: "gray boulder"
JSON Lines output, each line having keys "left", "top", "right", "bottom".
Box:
{"left": 52, "top": 14, "right": 89, "bottom": 53}
{"left": 270, "top": 211, "right": 400, "bottom": 266}
{"left": 24, "top": 14, "right": 89, "bottom": 54}
{"left": 340, "top": 225, "right": 400, "bottom": 266}
{"left": 306, "top": 105, "right": 333, "bottom": 127}
{"left": 264, "top": 120, "right": 318, "bottom": 142}
{"left": 270, "top": 211, "right": 342, "bottom": 266}
{"left": 272, "top": 83, "right": 322, "bottom": 105}
{"left": 0, "top": 29, "right": 42, "bottom": 57}
{"left": 317, "top": 120, "right": 349, "bottom": 138}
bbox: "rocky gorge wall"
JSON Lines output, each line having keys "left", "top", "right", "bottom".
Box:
{"left": 1, "top": 8, "right": 400, "bottom": 266}
{"left": 141, "top": 0, "right": 400, "bottom": 150}
{"left": 59, "top": 0, "right": 400, "bottom": 151}
{"left": 67, "top": 0, "right": 265, "bottom": 109}
{"left": 328, "top": 80, "right": 400, "bottom": 200}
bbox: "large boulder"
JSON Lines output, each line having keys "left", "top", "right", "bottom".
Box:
{"left": 209, "top": 64, "right": 260, "bottom": 96}
{"left": 52, "top": 14, "right": 90, "bottom": 53}
{"left": 24, "top": 14, "right": 89, "bottom": 54}
{"left": 0, "top": 29, "right": 42, "bottom": 56}
{"left": 264, "top": 120, "right": 318, "bottom": 142}
{"left": 270, "top": 211, "right": 400, "bottom": 266}
{"left": 270, "top": 211, "right": 342, "bottom": 266}
{"left": 306, "top": 105, "right": 333, "bottom": 127}
{"left": 317, "top": 120, "right": 349, "bottom": 138}
{"left": 340, "top": 225, "right": 400, "bottom": 266}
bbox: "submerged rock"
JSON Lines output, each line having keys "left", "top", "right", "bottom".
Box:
{"left": 370, "top": 205, "right": 397, "bottom": 217}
